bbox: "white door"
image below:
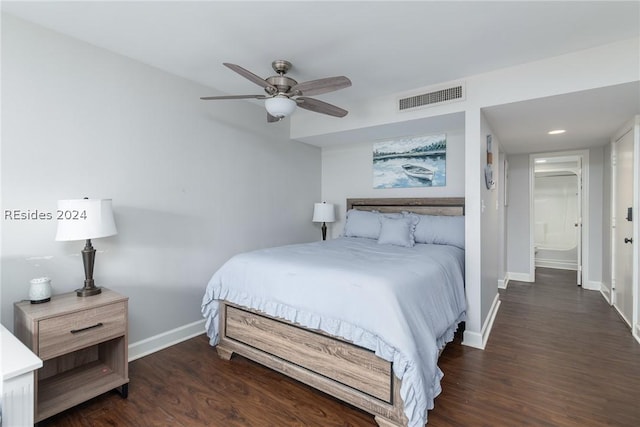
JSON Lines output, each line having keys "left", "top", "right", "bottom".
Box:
{"left": 613, "top": 129, "right": 634, "bottom": 326}
{"left": 575, "top": 161, "right": 582, "bottom": 286}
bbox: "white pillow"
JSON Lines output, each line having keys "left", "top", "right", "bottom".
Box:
{"left": 377, "top": 216, "right": 417, "bottom": 247}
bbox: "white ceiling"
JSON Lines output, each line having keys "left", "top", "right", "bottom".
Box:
{"left": 483, "top": 81, "right": 640, "bottom": 154}
{"left": 2, "top": 1, "right": 639, "bottom": 152}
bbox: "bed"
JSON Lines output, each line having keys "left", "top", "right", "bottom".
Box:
{"left": 201, "top": 197, "right": 466, "bottom": 427}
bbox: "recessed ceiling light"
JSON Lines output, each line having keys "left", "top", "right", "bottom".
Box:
{"left": 548, "top": 129, "right": 566, "bottom": 135}
{"left": 535, "top": 159, "right": 547, "bottom": 163}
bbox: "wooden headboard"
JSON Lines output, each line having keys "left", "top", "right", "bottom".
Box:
{"left": 347, "top": 197, "right": 465, "bottom": 216}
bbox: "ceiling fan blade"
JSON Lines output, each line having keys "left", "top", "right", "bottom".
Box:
{"left": 289, "top": 76, "right": 351, "bottom": 96}
{"left": 224, "top": 63, "right": 277, "bottom": 93}
{"left": 200, "top": 94, "right": 267, "bottom": 100}
{"left": 296, "top": 97, "right": 348, "bottom": 117}
{"left": 267, "top": 113, "right": 281, "bottom": 123}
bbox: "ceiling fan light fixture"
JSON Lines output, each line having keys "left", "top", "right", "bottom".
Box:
{"left": 265, "top": 96, "right": 296, "bottom": 118}
{"left": 201, "top": 61, "right": 350, "bottom": 123}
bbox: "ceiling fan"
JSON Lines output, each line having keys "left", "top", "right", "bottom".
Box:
{"left": 201, "top": 60, "right": 352, "bottom": 123}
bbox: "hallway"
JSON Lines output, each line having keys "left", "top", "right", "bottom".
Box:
{"left": 431, "top": 267, "right": 640, "bottom": 426}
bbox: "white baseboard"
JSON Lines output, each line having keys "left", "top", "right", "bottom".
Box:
{"left": 612, "top": 305, "right": 632, "bottom": 329}
{"left": 582, "top": 280, "right": 601, "bottom": 291}
{"left": 535, "top": 259, "right": 577, "bottom": 271}
{"left": 599, "top": 285, "right": 611, "bottom": 304}
{"left": 128, "top": 319, "right": 206, "bottom": 362}
{"left": 634, "top": 324, "right": 640, "bottom": 345}
{"left": 463, "top": 293, "right": 501, "bottom": 350}
{"left": 507, "top": 271, "right": 534, "bottom": 283}
{"left": 462, "top": 330, "right": 483, "bottom": 349}
{"left": 498, "top": 275, "right": 509, "bottom": 289}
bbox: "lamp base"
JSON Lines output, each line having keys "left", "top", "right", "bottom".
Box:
{"left": 78, "top": 240, "right": 101, "bottom": 297}
{"left": 76, "top": 286, "right": 102, "bottom": 297}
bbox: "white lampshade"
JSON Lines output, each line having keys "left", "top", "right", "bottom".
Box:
{"left": 265, "top": 96, "right": 297, "bottom": 118}
{"left": 312, "top": 202, "right": 335, "bottom": 223}
{"left": 55, "top": 199, "right": 117, "bottom": 241}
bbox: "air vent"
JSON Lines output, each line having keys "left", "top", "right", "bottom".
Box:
{"left": 398, "top": 82, "right": 465, "bottom": 111}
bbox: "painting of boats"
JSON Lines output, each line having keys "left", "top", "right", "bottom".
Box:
{"left": 372, "top": 133, "right": 446, "bottom": 188}
{"left": 402, "top": 164, "right": 434, "bottom": 181}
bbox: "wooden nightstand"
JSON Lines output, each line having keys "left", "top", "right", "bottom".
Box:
{"left": 14, "top": 288, "right": 129, "bottom": 422}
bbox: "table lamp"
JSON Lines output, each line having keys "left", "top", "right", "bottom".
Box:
{"left": 312, "top": 202, "right": 335, "bottom": 241}
{"left": 55, "top": 198, "right": 117, "bottom": 296}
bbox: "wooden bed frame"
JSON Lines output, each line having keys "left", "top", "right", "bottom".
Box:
{"left": 215, "top": 197, "right": 465, "bottom": 427}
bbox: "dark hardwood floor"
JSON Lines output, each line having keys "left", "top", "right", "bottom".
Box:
{"left": 41, "top": 268, "right": 640, "bottom": 426}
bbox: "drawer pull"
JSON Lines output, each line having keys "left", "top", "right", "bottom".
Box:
{"left": 70, "top": 322, "right": 104, "bottom": 334}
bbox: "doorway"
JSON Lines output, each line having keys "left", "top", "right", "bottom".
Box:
{"left": 530, "top": 151, "right": 589, "bottom": 286}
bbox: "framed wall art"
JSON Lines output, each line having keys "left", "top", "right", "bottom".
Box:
{"left": 372, "top": 133, "right": 446, "bottom": 189}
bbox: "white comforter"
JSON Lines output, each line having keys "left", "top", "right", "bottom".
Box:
{"left": 201, "top": 237, "right": 466, "bottom": 427}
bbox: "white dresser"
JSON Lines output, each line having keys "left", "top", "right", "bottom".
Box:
{"left": 1, "top": 324, "right": 42, "bottom": 427}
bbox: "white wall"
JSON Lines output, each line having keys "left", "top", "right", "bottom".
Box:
{"left": 588, "top": 147, "right": 605, "bottom": 286}
{"left": 479, "top": 113, "right": 500, "bottom": 346}
{"left": 505, "top": 154, "right": 532, "bottom": 278}
{"left": 321, "top": 130, "right": 465, "bottom": 236}
{"left": 0, "top": 15, "right": 321, "bottom": 344}
{"left": 497, "top": 149, "right": 508, "bottom": 287}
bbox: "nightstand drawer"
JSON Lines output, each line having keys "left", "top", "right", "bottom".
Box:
{"left": 38, "top": 302, "right": 126, "bottom": 360}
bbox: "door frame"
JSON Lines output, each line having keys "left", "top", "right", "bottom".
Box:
{"left": 611, "top": 116, "right": 640, "bottom": 343}
{"left": 529, "top": 150, "right": 590, "bottom": 287}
